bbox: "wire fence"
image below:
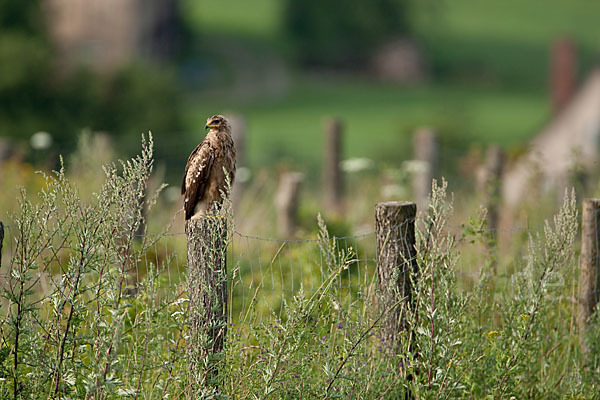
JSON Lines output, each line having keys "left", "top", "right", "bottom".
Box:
{"left": 230, "top": 229, "right": 378, "bottom": 326}
{"left": 0, "top": 225, "right": 375, "bottom": 328}
{"left": 0, "top": 216, "right": 554, "bottom": 331}
{"left": 0, "top": 203, "right": 592, "bottom": 395}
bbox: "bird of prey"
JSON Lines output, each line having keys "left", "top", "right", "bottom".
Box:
{"left": 181, "top": 115, "right": 236, "bottom": 220}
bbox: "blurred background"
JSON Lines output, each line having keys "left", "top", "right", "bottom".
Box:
{"left": 1, "top": 0, "right": 600, "bottom": 237}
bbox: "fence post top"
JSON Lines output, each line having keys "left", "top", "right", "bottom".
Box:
{"left": 323, "top": 117, "right": 343, "bottom": 129}
{"left": 376, "top": 201, "right": 417, "bottom": 209}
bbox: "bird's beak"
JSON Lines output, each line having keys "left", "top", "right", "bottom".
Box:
{"left": 205, "top": 123, "right": 217, "bottom": 130}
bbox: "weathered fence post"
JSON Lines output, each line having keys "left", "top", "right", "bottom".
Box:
{"left": 0, "top": 221, "right": 4, "bottom": 268}
{"left": 185, "top": 216, "right": 229, "bottom": 386}
{"left": 578, "top": 198, "right": 600, "bottom": 355}
{"left": 323, "top": 118, "right": 344, "bottom": 214}
{"left": 229, "top": 114, "right": 247, "bottom": 211}
{"left": 476, "top": 145, "right": 505, "bottom": 240}
{"left": 412, "top": 128, "right": 438, "bottom": 212}
{"left": 550, "top": 37, "right": 576, "bottom": 115}
{"left": 275, "top": 172, "right": 304, "bottom": 238}
{"left": 376, "top": 201, "right": 418, "bottom": 348}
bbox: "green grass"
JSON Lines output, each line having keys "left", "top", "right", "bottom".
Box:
{"left": 4, "top": 150, "right": 593, "bottom": 397}
{"left": 415, "top": 0, "right": 600, "bottom": 88}
{"left": 180, "top": 0, "right": 598, "bottom": 175}
{"left": 185, "top": 79, "right": 548, "bottom": 170}
{"left": 181, "top": 0, "right": 283, "bottom": 40}
{"left": 183, "top": 0, "right": 600, "bottom": 87}
{"left": 184, "top": 0, "right": 600, "bottom": 44}
{"left": 425, "top": 0, "right": 600, "bottom": 45}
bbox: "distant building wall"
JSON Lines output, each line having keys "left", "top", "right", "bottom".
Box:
{"left": 45, "top": 0, "right": 180, "bottom": 71}
{"left": 503, "top": 68, "right": 600, "bottom": 207}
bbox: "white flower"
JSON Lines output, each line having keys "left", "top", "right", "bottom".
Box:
{"left": 30, "top": 131, "right": 53, "bottom": 150}
{"left": 341, "top": 157, "right": 375, "bottom": 173}
{"left": 402, "top": 160, "right": 430, "bottom": 174}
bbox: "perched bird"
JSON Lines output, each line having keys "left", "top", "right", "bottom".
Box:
{"left": 181, "top": 115, "right": 236, "bottom": 220}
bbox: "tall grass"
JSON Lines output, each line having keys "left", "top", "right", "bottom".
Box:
{"left": 1, "top": 136, "right": 599, "bottom": 398}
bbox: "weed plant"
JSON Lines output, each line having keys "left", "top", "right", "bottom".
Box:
{"left": 0, "top": 136, "right": 598, "bottom": 398}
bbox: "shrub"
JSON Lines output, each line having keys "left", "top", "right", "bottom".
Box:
{"left": 284, "top": 0, "right": 410, "bottom": 67}
{"left": 0, "top": 0, "right": 184, "bottom": 163}
{"left": 0, "top": 134, "right": 188, "bottom": 398}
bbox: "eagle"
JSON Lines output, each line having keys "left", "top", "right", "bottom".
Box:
{"left": 181, "top": 115, "right": 236, "bottom": 220}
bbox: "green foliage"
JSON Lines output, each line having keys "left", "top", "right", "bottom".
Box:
{"left": 0, "top": 1, "right": 184, "bottom": 162}
{"left": 221, "top": 184, "right": 590, "bottom": 398}
{"left": 0, "top": 0, "right": 53, "bottom": 141}
{"left": 458, "top": 187, "right": 577, "bottom": 397}
{"left": 582, "top": 312, "right": 600, "bottom": 394}
{"left": 88, "top": 63, "right": 184, "bottom": 158}
{"left": 0, "top": 0, "right": 43, "bottom": 34}
{"left": 284, "top": 0, "right": 410, "bottom": 66}
{"left": 0, "top": 136, "right": 597, "bottom": 398}
{"left": 222, "top": 214, "right": 405, "bottom": 398}
{"left": 415, "top": 0, "right": 600, "bottom": 90}
{"left": 0, "top": 135, "right": 187, "bottom": 398}
{"left": 0, "top": 61, "right": 184, "bottom": 159}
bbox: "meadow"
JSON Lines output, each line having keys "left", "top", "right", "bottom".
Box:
{"left": 186, "top": 80, "right": 547, "bottom": 171}
{"left": 1, "top": 136, "right": 600, "bottom": 398}
{"left": 2, "top": 1, "right": 600, "bottom": 397}
{"left": 180, "top": 0, "right": 600, "bottom": 174}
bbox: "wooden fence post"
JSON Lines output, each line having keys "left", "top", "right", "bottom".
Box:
{"left": 185, "top": 217, "right": 229, "bottom": 385}
{"left": 376, "top": 201, "right": 418, "bottom": 348}
{"left": 323, "top": 118, "right": 344, "bottom": 214}
{"left": 229, "top": 114, "right": 247, "bottom": 211}
{"left": 413, "top": 128, "right": 438, "bottom": 212}
{"left": 0, "top": 221, "right": 4, "bottom": 268}
{"left": 275, "top": 172, "right": 304, "bottom": 238}
{"left": 477, "top": 145, "right": 504, "bottom": 240}
{"left": 550, "top": 37, "right": 576, "bottom": 115}
{"left": 578, "top": 198, "right": 600, "bottom": 355}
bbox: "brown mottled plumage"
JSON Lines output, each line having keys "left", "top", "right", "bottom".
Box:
{"left": 181, "top": 115, "right": 236, "bottom": 220}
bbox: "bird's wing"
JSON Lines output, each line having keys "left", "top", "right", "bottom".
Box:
{"left": 181, "top": 142, "right": 214, "bottom": 220}
{"left": 181, "top": 144, "right": 200, "bottom": 195}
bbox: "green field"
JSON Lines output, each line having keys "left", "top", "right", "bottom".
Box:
{"left": 181, "top": 0, "right": 600, "bottom": 172}
{"left": 186, "top": 80, "right": 548, "bottom": 169}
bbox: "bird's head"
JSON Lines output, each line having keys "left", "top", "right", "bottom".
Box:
{"left": 205, "top": 115, "right": 231, "bottom": 133}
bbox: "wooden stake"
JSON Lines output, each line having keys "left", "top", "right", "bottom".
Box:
{"left": 0, "top": 221, "right": 3, "bottom": 269}
{"left": 550, "top": 37, "right": 577, "bottom": 114}
{"left": 229, "top": 114, "right": 247, "bottom": 211}
{"left": 413, "top": 128, "right": 438, "bottom": 212}
{"left": 477, "top": 145, "right": 505, "bottom": 239}
{"left": 275, "top": 172, "right": 304, "bottom": 238}
{"left": 323, "top": 118, "right": 344, "bottom": 214}
{"left": 579, "top": 198, "right": 600, "bottom": 354}
{"left": 185, "top": 216, "right": 228, "bottom": 385}
{"left": 375, "top": 201, "right": 417, "bottom": 348}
